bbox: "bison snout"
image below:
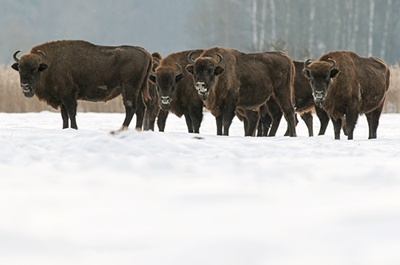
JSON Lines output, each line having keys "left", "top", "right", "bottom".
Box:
{"left": 195, "top": 82, "right": 207, "bottom": 93}
{"left": 20, "top": 83, "right": 34, "bottom": 97}
{"left": 313, "top": 91, "right": 326, "bottom": 105}
{"left": 160, "top": 96, "right": 172, "bottom": 110}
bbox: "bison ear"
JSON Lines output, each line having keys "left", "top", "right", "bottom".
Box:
{"left": 214, "top": 66, "right": 224, "bottom": 75}
{"left": 149, "top": 74, "right": 157, "bottom": 84}
{"left": 330, "top": 69, "right": 339, "bottom": 78}
{"left": 175, "top": 73, "right": 184, "bottom": 83}
{"left": 302, "top": 68, "right": 311, "bottom": 79}
{"left": 39, "top": 63, "right": 48, "bottom": 71}
{"left": 11, "top": 63, "right": 19, "bottom": 71}
{"left": 185, "top": 64, "right": 194, "bottom": 74}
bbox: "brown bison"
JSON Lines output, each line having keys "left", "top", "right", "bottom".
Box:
{"left": 149, "top": 49, "right": 204, "bottom": 133}
{"left": 303, "top": 50, "right": 390, "bottom": 140}
{"left": 186, "top": 47, "right": 297, "bottom": 137}
{"left": 143, "top": 52, "right": 169, "bottom": 131}
{"left": 259, "top": 61, "right": 330, "bottom": 137}
{"left": 11, "top": 40, "right": 152, "bottom": 131}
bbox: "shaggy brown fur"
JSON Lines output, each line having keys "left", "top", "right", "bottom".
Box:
{"left": 150, "top": 49, "right": 204, "bottom": 133}
{"left": 303, "top": 50, "right": 390, "bottom": 139}
{"left": 186, "top": 47, "right": 297, "bottom": 136}
{"left": 12, "top": 40, "right": 152, "bottom": 131}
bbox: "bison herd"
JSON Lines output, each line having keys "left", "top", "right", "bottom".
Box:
{"left": 11, "top": 40, "right": 390, "bottom": 140}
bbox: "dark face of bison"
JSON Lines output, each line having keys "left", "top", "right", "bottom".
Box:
{"left": 149, "top": 64, "right": 183, "bottom": 111}
{"left": 186, "top": 54, "right": 224, "bottom": 101}
{"left": 302, "top": 59, "right": 339, "bottom": 105}
{"left": 11, "top": 50, "right": 48, "bottom": 98}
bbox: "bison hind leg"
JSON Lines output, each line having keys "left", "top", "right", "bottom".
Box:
{"left": 365, "top": 105, "right": 384, "bottom": 139}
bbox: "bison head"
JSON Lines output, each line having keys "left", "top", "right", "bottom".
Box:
{"left": 11, "top": 50, "right": 48, "bottom": 98}
{"left": 149, "top": 63, "right": 183, "bottom": 111}
{"left": 302, "top": 59, "right": 339, "bottom": 105}
{"left": 186, "top": 52, "right": 224, "bottom": 101}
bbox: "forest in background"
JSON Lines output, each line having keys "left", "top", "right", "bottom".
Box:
{"left": 1, "top": 0, "right": 400, "bottom": 113}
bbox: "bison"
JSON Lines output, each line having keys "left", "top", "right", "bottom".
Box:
{"left": 258, "top": 61, "right": 330, "bottom": 137}
{"left": 186, "top": 47, "right": 297, "bottom": 137}
{"left": 149, "top": 49, "right": 204, "bottom": 133}
{"left": 303, "top": 50, "right": 390, "bottom": 140}
{"left": 11, "top": 40, "right": 152, "bottom": 131}
{"left": 143, "top": 52, "right": 169, "bottom": 131}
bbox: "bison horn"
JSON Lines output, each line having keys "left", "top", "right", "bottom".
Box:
{"left": 37, "top": 50, "right": 46, "bottom": 63}
{"left": 187, "top": 51, "right": 196, "bottom": 63}
{"left": 216, "top": 53, "right": 223, "bottom": 64}
{"left": 174, "top": 63, "right": 183, "bottom": 75}
{"left": 327, "top": 58, "right": 336, "bottom": 70}
{"left": 304, "top": 59, "right": 312, "bottom": 70}
{"left": 13, "top": 50, "right": 21, "bottom": 63}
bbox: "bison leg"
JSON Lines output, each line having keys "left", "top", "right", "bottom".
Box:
{"left": 316, "top": 106, "right": 329, "bottom": 135}
{"left": 222, "top": 105, "right": 236, "bottom": 136}
{"left": 258, "top": 112, "right": 272, "bottom": 136}
{"left": 344, "top": 111, "right": 359, "bottom": 140}
{"left": 61, "top": 97, "right": 78, "bottom": 129}
{"left": 266, "top": 98, "right": 283, "bottom": 137}
{"left": 135, "top": 96, "right": 146, "bottom": 131}
{"left": 189, "top": 106, "right": 203, "bottom": 134}
{"left": 157, "top": 110, "right": 169, "bottom": 132}
{"left": 60, "top": 105, "right": 69, "bottom": 129}
{"left": 215, "top": 115, "right": 223, "bottom": 135}
{"left": 365, "top": 105, "right": 383, "bottom": 139}
{"left": 184, "top": 112, "right": 194, "bottom": 133}
{"left": 331, "top": 118, "right": 342, "bottom": 140}
{"left": 300, "top": 112, "right": 313, "bottom": 137}
{"left": 244, "top": 110, "right": 259, "bottom": 136}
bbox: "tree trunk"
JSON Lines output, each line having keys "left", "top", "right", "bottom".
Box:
{"left": 259, "top": 0, "right": 267, "bottom": 50}
{"left": 367, "top": 0, "right": 375, "bottom": 56}
{"left": 251, "top": 0, "right": 258, "bottom": 50}
{"left": 308, "top": 0, "right": 316, "bottom": 56}
{"left": 350, "top": 0, "right": 360, "bottom": 51}
{"left": 380, "top": 0, "right": 392, "bottom": 59}
{"left": 269, "top": 0, "right": 276, "bottom": 43}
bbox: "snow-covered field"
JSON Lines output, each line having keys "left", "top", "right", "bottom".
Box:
{"left": 1, "top": 111, "right": 400, "bottom": 265}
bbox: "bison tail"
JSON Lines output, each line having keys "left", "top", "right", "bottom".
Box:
{"left": 141, "top": 56, "right": 153, "bottom": 103}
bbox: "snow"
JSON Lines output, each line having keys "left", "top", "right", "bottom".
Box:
{"left": 1, "top": 111, "right": 400, "bottom": 265}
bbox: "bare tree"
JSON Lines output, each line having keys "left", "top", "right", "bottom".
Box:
{"left": 380, "top": 0, "right": 392, "bottom": 59}
{"left": 367, "top": 0, "right": 375, "bottom": 56}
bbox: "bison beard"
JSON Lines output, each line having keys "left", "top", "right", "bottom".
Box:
{"left": 11, "top": 40, "right": 152, "bottom": 131}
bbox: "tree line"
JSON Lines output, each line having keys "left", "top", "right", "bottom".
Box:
{"left": 190, "top": 0, "right": 400, "bottom": 65}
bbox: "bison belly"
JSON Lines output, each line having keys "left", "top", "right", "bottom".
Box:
{"left": 79, "top": 84, "right": 122, "bottom": 102}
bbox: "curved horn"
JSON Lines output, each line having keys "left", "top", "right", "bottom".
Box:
{"left": 304, "top": 59, "right": 312, "bottom": 70}
{"left": 174, "top": 63, "right": 183, "bottom": 75}
{"left": 216, "top": 53, "right": 223, "bottom": 64}
{"left": 327, "top": 58, "right": 336, "bottom": 70}
{"left": 37, "top": 50, "right": 46, "bottom": 63}
{"left": 187, "top": 51, "right": 196, "bottom": 63}
{"left": 13, "top": 50, "right": 21, "bottom": 63}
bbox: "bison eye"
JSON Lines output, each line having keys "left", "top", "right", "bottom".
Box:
{"left": 30, "top": 68, "right": 38, "bottom": 74}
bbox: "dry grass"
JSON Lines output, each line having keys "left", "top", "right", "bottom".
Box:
{"left": 0, "top": 64, "right": 399, "bottom": 113}
{"left": 0, "top": 64, "right": 124, "bottom": 113}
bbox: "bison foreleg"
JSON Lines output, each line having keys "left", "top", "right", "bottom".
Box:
{"left": 60, "top": 105, "right": 69, "bottom": 129}
{"left": 331, "top": 118, "right": 342, "bottom": 140}
{"left": 300, "top": 112, "right": 313, "bottom": 137}
{"left": 316, "top": 106, "right": 329, "bottom": 136}
{"left": 61, "top": 98, "right": 78, "bottom": 129}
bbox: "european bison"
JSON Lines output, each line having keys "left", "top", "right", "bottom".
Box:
{"left": 143, "top": 52, "right": 169, "bottom": 131}
{"left": 259, "top": 61, "right": 330, "bottom": 137}
{"left": 11, "top": 40, "right": 152, "bottom": 131}
{"left": 149, "top": 49, "right": 204, "bottom": 133}
{"left": 303, "top": 50, "right": 390, "bottom": 140}
{"left": 186, "top": 47, "right": 297, "bottom": 137}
